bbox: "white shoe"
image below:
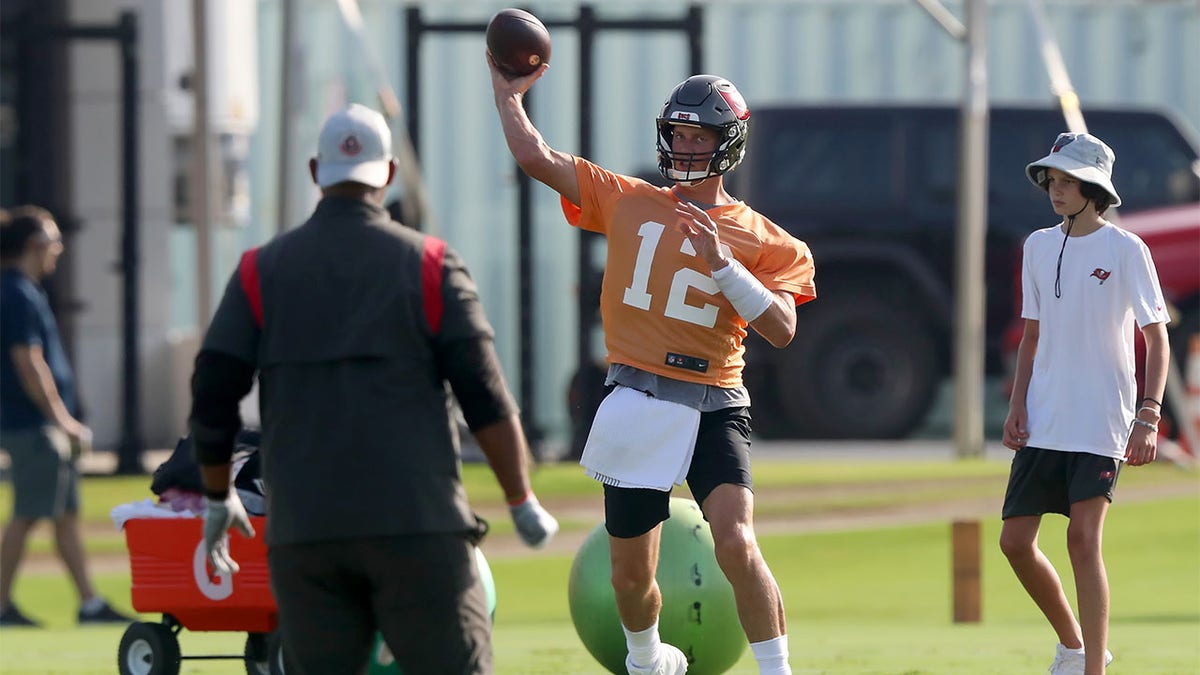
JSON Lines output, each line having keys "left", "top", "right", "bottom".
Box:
{"left": 626, "top": 643, "right": 689, "bottom": 675}
{"left": 1047, "top": 643, "right": 1114, "bottom": 674}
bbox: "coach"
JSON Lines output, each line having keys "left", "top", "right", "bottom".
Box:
{"left": 188, "top": 103, "right": 557, "bottom": 674}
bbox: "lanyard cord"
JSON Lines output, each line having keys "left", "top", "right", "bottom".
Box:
{"left": 1054, "top": 202, "right": 1090, "bottom": 299}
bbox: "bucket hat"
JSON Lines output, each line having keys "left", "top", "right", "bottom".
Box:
{"left": 1025, "top": 132, "right": 1121, "bottom": 207}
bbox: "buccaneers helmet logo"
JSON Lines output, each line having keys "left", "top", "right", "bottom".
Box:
{"left": 1090, "top": 268, "right": 1111, "bottom": 284}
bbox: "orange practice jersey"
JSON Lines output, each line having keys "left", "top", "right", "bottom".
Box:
{"left": 562, "top": 157, "right": 816, "bottom": 387}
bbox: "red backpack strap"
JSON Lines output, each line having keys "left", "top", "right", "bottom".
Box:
{"left": 238, "top": 248, "right": 263, "bottom": 329}
{"left": 421, "top": 236, "right": 446, "bottom": 335}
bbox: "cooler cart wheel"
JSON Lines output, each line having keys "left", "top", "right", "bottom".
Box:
{"left": 267, "top": 630, "right": 287, "bottom": 675}
{"left": 118, "top": 621, "right": 181, "bottom": 675}
{"left": 245, "top": 632, "right": 270, "bottom": 675}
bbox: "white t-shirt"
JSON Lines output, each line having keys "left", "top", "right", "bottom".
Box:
{"left": 1021, "top": 221, "right": 1170, "bottom": 458}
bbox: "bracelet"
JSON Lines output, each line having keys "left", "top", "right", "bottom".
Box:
{"left": 1131, "top": 418, "right": 1158, "bottom": 433}
{"left": 1138, "top": 406, "right": 1161, "bottom": 418}
{"left": 1140, "top": 396, "right": 1163, "bottom": 408}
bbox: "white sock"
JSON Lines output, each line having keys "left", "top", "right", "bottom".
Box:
{"left": 80, "top": 596, "right": 105, "bottom": 614}
{"left": 624, "top": 620, "right": 662, "bottom": 668}
{"left": 750, "top": 635, "right": 791, "bottom": 675}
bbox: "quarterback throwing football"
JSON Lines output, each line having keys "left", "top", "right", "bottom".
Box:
{"left": 490, "top": 57, "right": 815, "bottom": 675}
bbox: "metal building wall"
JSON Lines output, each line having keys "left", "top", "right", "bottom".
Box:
{"left": 251, "top": 0, "right": 1198, "bottom": 447}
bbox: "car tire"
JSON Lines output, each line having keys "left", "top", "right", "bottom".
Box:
{"left": 775, "top": 294, "right": 939, "bottom": 438}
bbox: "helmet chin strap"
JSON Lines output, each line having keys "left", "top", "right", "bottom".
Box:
{"left": 1053, "top": 200, "right": 1091, "bottom": 299}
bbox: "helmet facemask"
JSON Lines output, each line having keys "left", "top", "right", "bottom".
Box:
{"left": 655, "top": 75, "right": 750, "bottom": 185}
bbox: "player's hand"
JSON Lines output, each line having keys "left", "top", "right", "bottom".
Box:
{"left": 1002, "top": 407, "right": 1029, "bottom": 450}
{"left": 486, "top": 51, "right": 548, "bottom": 95}
{"left": 674, "top": 201, "right": 727, "bottom": 270}
{"left": 509, "top": 493, "right": 558, "bottom": 548}
{"left": 1124, "top": 421, "right": 1158, "bottom": 467}
{"left": 203, "top": 492, "right": 255, "bottom": 575}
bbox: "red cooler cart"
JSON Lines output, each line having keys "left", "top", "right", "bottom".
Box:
{"left": 118, "top": 516, "right": 281, "bottom": 675}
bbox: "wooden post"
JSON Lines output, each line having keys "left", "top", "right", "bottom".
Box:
{"left": 952, "top": 520, "right": 982, "bottom": 623}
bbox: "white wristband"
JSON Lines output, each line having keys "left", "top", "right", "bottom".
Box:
{"left": 711, "top": 258, "right": 773, "bottom": 322}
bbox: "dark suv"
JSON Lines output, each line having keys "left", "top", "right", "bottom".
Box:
{"left": 724, "top": 104, "right": 1200, "bottom": 439}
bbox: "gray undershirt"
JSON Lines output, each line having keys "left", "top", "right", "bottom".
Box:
{"left": 606, "top": 363, "right": 750, "bottom": 413}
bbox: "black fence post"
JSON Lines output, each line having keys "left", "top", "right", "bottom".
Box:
{"left": 115, "top": 10, "right": 143, "bottom": 474}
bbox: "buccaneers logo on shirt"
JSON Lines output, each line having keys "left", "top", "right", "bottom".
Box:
{"left": 1090, "top": 268, "right": 1111, "bottom": 284}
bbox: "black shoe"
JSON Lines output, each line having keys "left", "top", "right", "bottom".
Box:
{"left": 0, "top": 604, "right": 42, "bottom": 628}
{"left": 77, "top": 599, "right": 135, "bottom": 625}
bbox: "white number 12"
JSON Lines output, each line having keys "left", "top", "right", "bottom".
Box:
{"left": 621, "top": 221, "right": 731, "bottom": 328}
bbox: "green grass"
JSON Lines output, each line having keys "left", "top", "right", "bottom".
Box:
{"left": 0, "top": 459, "right": 1196, "bottom": 673}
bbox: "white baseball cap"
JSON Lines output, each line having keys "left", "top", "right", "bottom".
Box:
{"left": 315, "top": 103, "right": 394, "bottom": 188}
{"left": 1025, "top": 132, "right": 1121, "bottom": 207}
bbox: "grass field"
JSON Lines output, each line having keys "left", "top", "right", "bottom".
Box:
{"left": 0, "top": 456, "right": 1196, "bottom": 674}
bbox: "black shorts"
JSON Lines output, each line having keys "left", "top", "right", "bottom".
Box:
{"left": 604, "top": 406, "right": 753, "bottom": 539}
{"left": 268, "top": 533, "right": 491, "bottom": 675}
{"left": 1001, "top": 446, "right": 1122, "bottom": 519}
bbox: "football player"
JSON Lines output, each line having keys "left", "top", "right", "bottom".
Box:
{"left": 490, "top": 60, "right": 815, "bottom": 675}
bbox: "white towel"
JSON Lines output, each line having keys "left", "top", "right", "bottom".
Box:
{"left": 110, "top": 498, "right": 200, "bottom": 529}
{"left": 580, "top": 385, "right": 701, "bottom": 491}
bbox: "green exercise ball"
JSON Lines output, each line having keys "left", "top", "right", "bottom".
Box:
{"left": 568, "top": 497, "right": 746, "bottom": 675}
{"left": 366, "top": 546, "right": 496, "bottom": 674}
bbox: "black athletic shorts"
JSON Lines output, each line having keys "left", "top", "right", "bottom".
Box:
{"left": 1001, "top": 446, "right": 1122, "bottom": 519}
{"left": 604, "top": 406, "right": 753, "bottom": 539}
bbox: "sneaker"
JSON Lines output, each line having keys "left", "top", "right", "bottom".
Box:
{"left": 626, "top": 643, "right": 689, "bottom": 675}
{"left": 77, "top": 599, "right": 135, "bottom": 625}
{"left": 0, "top": 604, "right": 42, "bottom": 628}
{"left": 1047, "top": 643, "right": 1114, "bottom": 674}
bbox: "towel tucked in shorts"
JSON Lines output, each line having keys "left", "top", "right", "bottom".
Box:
{"left": 580, "top": 385, "right": 701, "bottom": 491}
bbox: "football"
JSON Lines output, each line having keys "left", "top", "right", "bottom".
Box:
{"left": 486, "top": 8, "right": 551, "bottom": 78}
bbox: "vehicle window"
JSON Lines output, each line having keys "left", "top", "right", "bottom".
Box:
{"left": 918, "top": 123, "right": 956, "bottom": 209}
{"left": 918, "top": 112, "right": 1199, "bottom": 218}
{"left": 755, "top": 118, "right": 896, "bottom": 213}
{"left": 987, "top": 118, "right": 1052, "bottom": 212}
{"left": 915, "top": 117, "right": 1047, "bottom": 222}
{"left": 1091, "top": 121, "right": 1199, "bottom": 209}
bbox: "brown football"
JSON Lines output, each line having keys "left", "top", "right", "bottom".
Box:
{"left": 486, "top": 8, "right": 551, "bottom": 78}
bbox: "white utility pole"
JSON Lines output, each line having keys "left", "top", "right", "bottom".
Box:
{"left": 915, "top": 0, "right": 989, "bottom": 459}
{"left": 191, "top": 0, "right": 213, "bottom": 326}
{"left": 276, "top": 0, "right": 296, "bottom": 233}
{"left": 954, "top": 0, "right": 989, "bottom": 459}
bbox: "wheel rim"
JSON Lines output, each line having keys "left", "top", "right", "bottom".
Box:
{"left": 124, "top": 638, "right": 155, "bottom": 675}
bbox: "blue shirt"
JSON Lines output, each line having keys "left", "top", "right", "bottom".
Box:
{"left": 0, "top": 269, "right": 78, "bottom": 430}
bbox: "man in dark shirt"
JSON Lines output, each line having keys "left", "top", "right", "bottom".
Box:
{"left": 190, "top": 104, "right": 558, "bottom": 674}
{"left": 0, "top": 206, "right": 134, "bottom": 627}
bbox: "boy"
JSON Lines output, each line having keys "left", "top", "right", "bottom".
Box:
{"left": 1000, "top": 132, "right": 1170, "bottom": 675}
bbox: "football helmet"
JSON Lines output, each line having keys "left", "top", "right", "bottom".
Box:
{"left": 656, "top": 75, "right": 750, "bottom": 184}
